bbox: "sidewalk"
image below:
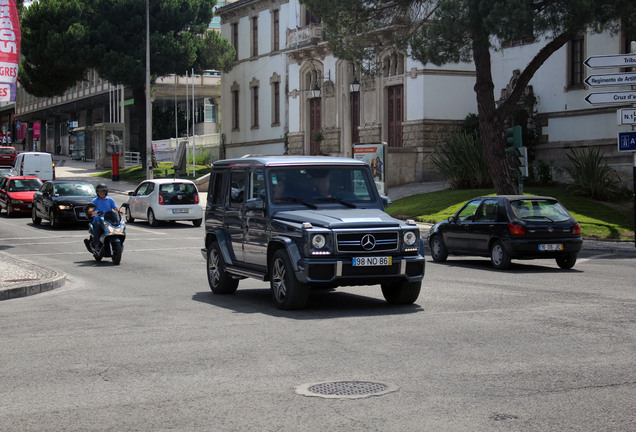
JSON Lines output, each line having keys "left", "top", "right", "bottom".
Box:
{"left": 1, "top": 158, "right": 634, "bottom": 300}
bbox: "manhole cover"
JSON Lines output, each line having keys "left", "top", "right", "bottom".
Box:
{"left": 296, "top": 380, "right": 398, "bottom": 399}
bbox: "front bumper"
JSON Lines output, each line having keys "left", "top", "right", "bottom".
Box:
{"left": 296, "top": 254, "right": 426, "bottom": 286}
{"left": 6, "top": 202, "right": 33, "bottom": 214}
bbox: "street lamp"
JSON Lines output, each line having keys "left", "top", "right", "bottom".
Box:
{"left": 310, "top": 82, "right": 321, "bottom": 98}
{"left": 349, "top": 76, "right": 360, "bottom": 93}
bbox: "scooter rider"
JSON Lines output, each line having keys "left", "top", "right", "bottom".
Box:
{"left": 88, "top": 183, "right": 120, "bottom": 247}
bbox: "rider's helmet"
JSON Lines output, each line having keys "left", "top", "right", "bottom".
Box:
{"left": 96, "top": 183, "right": 109, "bottom": 195}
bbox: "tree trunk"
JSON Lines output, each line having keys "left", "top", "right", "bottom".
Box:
{"left": 473, "top": 40, "right": 517, "bottom": 195}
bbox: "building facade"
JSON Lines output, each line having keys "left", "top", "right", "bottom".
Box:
{"left": 217, "top": 0, "right": 478, "bottom": 187}
{"left": 492, "top": 30, "right": 635, "bottom": 184}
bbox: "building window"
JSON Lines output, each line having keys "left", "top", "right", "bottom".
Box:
{"left": 272, "top": 81, "right": 280, "bottom": 125}
{"left": 251, "top": 16, "right": 258, "bottom": 57}
{"left": 204, "top": 98, "right": 217, "bottom": 122}
{"left": 272, "top": 10, "right": 279, "bottom": 52}
{"left": 304, "top": 7, "right": 320, "bottom": 26}
{"left": 569, "top": 36, "right": 584, "bottom": 88}
{"left": 232, "top": 89, "right": 240, "bottom": 130}
{"left": 251, "top": 86, "right": 259, "bottom": 128}
{"left": 231, "top": 22, "right": 239, "bottom": 60}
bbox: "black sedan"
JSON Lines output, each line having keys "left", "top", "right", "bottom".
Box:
{"left": 32, "top": 180, "right": 96, "bottom": 228}
{"left": 427, "top": 195, "right": 583, "bottom": 269}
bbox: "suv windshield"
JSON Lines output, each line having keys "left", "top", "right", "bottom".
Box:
{"left": 510, "top": 199, "right": 571, "bottom": 222}
{"left": 269, "top": 167, "right": 375, "bottom": 205}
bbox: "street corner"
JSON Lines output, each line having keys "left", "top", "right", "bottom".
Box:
{"left": 0, "top": 252, "right": 66, "bottom": 300}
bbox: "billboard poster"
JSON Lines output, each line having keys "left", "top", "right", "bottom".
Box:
{"left": 353, "top": 143, "right": 387, "bottom": 195}
{"left": 0, "top": 0, "right": 21, "bottom": 101}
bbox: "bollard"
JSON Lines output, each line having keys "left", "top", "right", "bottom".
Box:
{"left": 112, "top": 152, "right": 120, "bottom": 181}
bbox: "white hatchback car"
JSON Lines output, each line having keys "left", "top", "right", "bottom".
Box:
{"left": 123, "top": 179, "right": 203, "bottom": 227}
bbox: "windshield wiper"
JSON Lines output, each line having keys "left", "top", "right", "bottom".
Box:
{"left": 314, "top": 197, "right": 357, "bottom": 208}
{"left": 276, "top": 197, "right": 317, "bottom": 209}
{"left": 522, "top": 215, "right": 556, "bottom": 223}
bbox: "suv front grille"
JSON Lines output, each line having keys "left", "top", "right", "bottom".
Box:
{"left": 336, "top": 231, "right": 398, "bottom": 253}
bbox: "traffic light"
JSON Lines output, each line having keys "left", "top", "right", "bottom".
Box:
{"left": 517, "top": 146, "right": 528, "bottom": 178}
{"left": 505, "top": 125, "right": 522, "bottom": 152}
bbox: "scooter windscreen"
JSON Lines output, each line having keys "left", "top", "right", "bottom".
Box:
{"left": 104, "top": 210, "right": 122, "bottom": 225}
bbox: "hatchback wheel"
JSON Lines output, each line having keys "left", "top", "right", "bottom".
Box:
{"left": 429, "top": 235, "right": 448, "bottom": 262}
{"left": 490, "top": 240, "right": 511, "bottom": 269}
{"left": 556, "top": 254, "right": 577, "bottom": 269}
{"left": 49, "top": 210, "right": 59, "bottom": 229}
{"left": 32, "top": 206, "right": 41, "bottom": 225}
{"left": 192, "top": 218, "right": 202, "bottom": 227}
{"left": 148, "top": 208, "right": 159, "bottom": 227}
{"left": 125, "top": 206, "right": 135, "bottom": 223}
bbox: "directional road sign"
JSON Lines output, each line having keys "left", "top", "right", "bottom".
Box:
{"left": 585, "top": 72, "right": 636, "bottom": 87}
{"left": 585, "top": 90, "right": 636, "bottom": 105}
{"left": 617, "top": 108, "right": 636, "bottom": 125}
{"left": 618, "top": 131, "right": 636, "bottom": 152}
{"left": 585, "top": 54, "right": 636, "bottom": 68}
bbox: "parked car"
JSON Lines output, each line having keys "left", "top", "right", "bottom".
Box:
{"left": 0, "top": 146, "right": 16, "bottom": 167}
{"left": 11, "top": 151, "right": 55, "bottom": 181}
{"left": 32, "top": 180, "right": 96, "bottom": 228}
{"left": 0, "top": 176, "right": 43, "bottom": 216}
{"left": 202, "top": 156, "right": 426, "bottom": 310}
{"left": 427, "top": 195, "right": 583, "bottom": 269}
{"left": 122, "top": 178, "right": 203, "bottom": 227}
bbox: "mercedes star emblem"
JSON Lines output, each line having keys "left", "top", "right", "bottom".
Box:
{"left": 361, "top": 234, "right": 376, "bottom": 250}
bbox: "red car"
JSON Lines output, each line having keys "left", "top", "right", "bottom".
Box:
{"left": 0, "top": 146, "right": 16, "bottom": 167}
{"left": 0, "top": 175, "right": 44, "bottom": 216}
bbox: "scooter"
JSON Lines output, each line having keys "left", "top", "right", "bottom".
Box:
{"left": 84, "top": 209, "right": 126, "bottom": 265}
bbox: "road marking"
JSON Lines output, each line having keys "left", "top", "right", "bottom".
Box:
{"left": 14, "top": 246, "right": 201, "bottom": 256}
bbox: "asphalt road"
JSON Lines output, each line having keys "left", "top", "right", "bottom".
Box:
{"left": 0, "top": 212, "right": 634, "bottom": 432}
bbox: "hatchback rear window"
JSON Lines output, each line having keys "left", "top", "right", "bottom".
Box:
{"left": 0, "top": 148, "right": 15, "bottom": 154}
{"left": 159, "top": 182, "right": 197, "bottom": 204}
{"left": 510, "top": 199, "right": 571, "bottom": 222}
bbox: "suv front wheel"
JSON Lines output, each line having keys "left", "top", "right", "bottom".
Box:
{"left": 270, "top": 249, "right": 309, "bottom": 310}
{"left": 207, "top": 241, "right": 239, "bottom": 294}
{"left": 381, "top": 279, "right": 421, "bottom": 305}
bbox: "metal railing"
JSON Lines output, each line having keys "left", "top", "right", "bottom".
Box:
{"left": 125, "top": 151, "right": 141, "bottom": 166}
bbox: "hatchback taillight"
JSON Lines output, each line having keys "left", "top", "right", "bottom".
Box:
{"left": 508, "top": 223, "right": 526, "bottom": 236}
{"left": 194, "top": 192, "right": 199, "bottom": 204}
{"left": 158, "top": 193, "right": 165, "bottom": 205}
{"left": 572, "top": 222, "right": 581, "bottom": 235}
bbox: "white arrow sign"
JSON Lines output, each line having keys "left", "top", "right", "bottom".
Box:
{"left": 585, "top": 72, "right": 636, "bottom": 87}
{"left": 585, "top": 90, "right": 636, "bottom": 105}
{"left": 584, "top": 54, "right": 636, "bottom": 68}
{"left": 617, "top": 108, "right": 636, "bottom": 125}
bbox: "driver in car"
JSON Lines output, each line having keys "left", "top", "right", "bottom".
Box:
{"left": 87, "top": 183, "right": 120, "bottom": 247}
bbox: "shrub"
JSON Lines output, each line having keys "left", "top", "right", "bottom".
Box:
{"left": 564, "top": 147, "right": 624, "bottom": 201}
{"left": 526, "top": 159, "right": 554, "bottom": 186}
{"left": 430, "top": 132, "right": 492, "bottom": 189}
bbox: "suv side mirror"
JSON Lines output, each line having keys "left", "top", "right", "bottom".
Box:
{"left": 245, "top": 197, "right": 265, "bottom": 211}
{"left": 381, "top": 195, "right": 392, "bottom": 208}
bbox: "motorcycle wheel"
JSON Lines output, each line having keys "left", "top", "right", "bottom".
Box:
{"left": 111, "top": 242, "right": 123, "bottom": 265}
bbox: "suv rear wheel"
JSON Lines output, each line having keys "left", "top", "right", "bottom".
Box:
{"left": 270, "top": 249, "right": 309, "bottom": 310}
{"left": 381, "top": 279, "right": 421, "bottom": 305}
{"left": 207, "top": 241, "right": 238, "bottom": 294}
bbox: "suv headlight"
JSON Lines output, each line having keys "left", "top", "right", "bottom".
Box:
{"left": 403, "top": 231, "right": 417, "bottom": 246}
{"left": 311, "top": 234, "right": 326, "bottom": 249}
{"left": 57, "top": 204, "right": 72, "bottom": 210}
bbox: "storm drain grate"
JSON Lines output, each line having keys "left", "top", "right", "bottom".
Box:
{"left": 296, "top": 380, "right": 398, "bottom": 399}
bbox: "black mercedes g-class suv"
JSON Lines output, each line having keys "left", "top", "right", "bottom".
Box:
{"left": 202, "top": 156, "right": 425, "bottom": 309}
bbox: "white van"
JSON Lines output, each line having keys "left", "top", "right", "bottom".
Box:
{"left": 11, "top": 152, "right": 55, "bottom": 181}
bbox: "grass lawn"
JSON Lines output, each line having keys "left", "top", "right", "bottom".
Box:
{"left": 386, "top": 186, "right": 634, "bottom": 241}
{"left": 94, "top": 162, "right": 211, "bottom": 184}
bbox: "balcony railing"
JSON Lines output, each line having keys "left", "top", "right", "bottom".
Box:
{"left": 286, "top": 23, "right": 323, "bottom": 50}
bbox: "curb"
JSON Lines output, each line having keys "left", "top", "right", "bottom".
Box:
{"left": 0, "top": 253, "right": 67, "bottom": 301}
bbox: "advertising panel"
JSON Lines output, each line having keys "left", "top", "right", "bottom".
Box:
{"left": 0, "top": 1, "right": 21, "bottom": 101}
{"left": 353, "top": 143, "right": 387, "bottom": 195}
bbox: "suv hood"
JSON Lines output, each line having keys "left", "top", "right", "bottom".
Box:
{"left": 274, "top": 208, "right": 404, "bottom": 228}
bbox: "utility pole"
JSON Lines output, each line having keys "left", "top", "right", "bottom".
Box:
{"left": 145, "top": 0, "right": 153, "bottom": 179}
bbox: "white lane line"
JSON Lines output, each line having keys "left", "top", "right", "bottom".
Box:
{"left": 13, "top": 246, "right": 201, "bottom": 257}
